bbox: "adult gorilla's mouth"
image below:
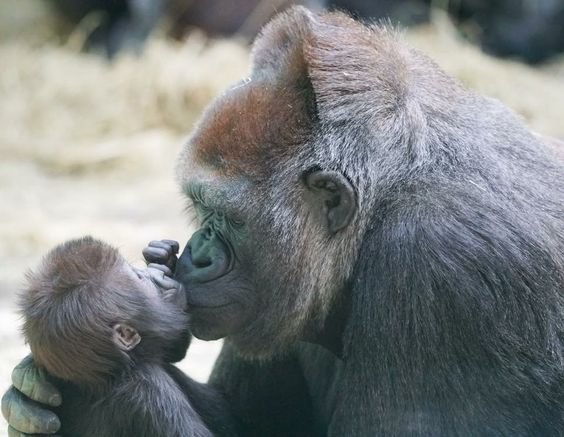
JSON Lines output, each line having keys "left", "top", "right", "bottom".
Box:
{"left": 183, "top": 283, "right": 241, "bottom": 309}
{"left": 176, "top": 233, "right": 246, "bottom": 311}
{"left": 186, "top": 301, "right": 236, "bottom": 310}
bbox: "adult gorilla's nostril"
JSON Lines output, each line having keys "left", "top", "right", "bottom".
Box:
{"left": 189, "top": 228, "right": 213, "bottom": 267}
{"left": 194, "top": 260, "right": 211, "bottom": 268}
{"left": 191, "top": 247, "right": 212, "bottom": 268}
{"left": 175, "top": 228, "right": 231, "bottom": 284}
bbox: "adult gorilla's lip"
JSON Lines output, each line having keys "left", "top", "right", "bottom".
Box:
{"left": 186, "top": 301, "right": 236, "bottom": 310}
{"left": 184, "top": 287, "right": 237, "bottom": 309}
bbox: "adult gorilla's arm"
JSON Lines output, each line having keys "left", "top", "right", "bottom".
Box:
{"left": 1, "top": 356, "right": 62, "bottom": 436}
{"left": 208, "top": 341, "right": 318, "bottom": 437}
{"left": 1, "top": 347, "right": 316, "bottom": 437}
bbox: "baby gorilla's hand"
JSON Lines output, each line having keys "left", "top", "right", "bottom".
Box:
{"left": 143, "top": 240, "right": 179, "bottom": 272}
{"left": 146, "top": 265, "right": 187, "bottom": 311}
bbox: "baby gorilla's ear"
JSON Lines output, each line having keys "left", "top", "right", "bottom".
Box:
{"left": 112, "top": 323, "right": 141, "bottom": 351}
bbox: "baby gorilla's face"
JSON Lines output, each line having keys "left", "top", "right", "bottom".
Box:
{"left": 112, "top": 262, "right": 192, "bottom": 363}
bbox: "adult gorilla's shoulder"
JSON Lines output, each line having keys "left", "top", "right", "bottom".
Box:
{"left": 174, "top": 6, "right": 564, "bottom": 436}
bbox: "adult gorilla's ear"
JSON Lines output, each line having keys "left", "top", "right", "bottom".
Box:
{"left": 304, "top": 170, "right": 356, "bottom": 234}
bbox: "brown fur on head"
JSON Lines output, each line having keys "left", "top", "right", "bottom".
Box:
{"left": 175, "top": 7, "right": 410, "bottom": 356}
{"left": 20, "top": 237, "right": 144, "bottom": 386}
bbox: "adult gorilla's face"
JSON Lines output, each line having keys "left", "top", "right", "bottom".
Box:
{"left": 173, "top": 183, "right": 258, "bottom": 344}
{"left": 173, "top": 108, "right": 359, "bottom": 359}
{"left": 173, "top": 14, "right": 362, "bottom": 356}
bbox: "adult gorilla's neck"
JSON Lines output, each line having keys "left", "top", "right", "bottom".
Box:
{"left": 301, "top": 289, "right": 351, "bottom": 359}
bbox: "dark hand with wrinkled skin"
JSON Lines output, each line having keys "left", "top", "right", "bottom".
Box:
{"left": 1, "top": 356, "right": 62, "bottom": 436}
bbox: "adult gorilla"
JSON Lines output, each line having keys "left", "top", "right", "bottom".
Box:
{"left": 3, "top": 7, "right": 564, "bottom": 436}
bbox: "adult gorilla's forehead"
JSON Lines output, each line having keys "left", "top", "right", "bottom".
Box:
{"left": 184, "top": 77, "right": 313, "bottom": 179}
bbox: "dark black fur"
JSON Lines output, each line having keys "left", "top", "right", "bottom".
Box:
{"left": 49, "top": 0, "right": 162, "bottom": 58}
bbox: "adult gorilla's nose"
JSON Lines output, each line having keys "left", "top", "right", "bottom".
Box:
{"left": 190, "top": 227, "right": 214, "bottom": 268}
{"left": 175, "top": 228, "right": 231, "bottom": 285}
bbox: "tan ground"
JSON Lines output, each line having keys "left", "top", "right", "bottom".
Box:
{"left": 1, "top": 2, "right": 563, "bottom": 435}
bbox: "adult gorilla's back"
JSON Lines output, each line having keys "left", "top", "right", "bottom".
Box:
{"left": 174, "top": 7, "right": 564, "bottom": 436}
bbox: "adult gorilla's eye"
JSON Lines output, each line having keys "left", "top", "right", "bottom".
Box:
{"left": 198, "top": 204, "right": 214, "bottom": 221}
{"left": 230, "top": 217, "right": 244, "bottom": 227}
{"left": 216, "top": 211, "right": 245, "bottom": 231}
{"left": 187, "top": 185, "right": 214, "bottom": 223}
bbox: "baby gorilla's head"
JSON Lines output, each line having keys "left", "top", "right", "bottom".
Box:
{"left": 20, "top": 237, "right": 191, "bottom": 388}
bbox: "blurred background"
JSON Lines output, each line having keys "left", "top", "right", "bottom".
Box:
{"left": 0, "top": 1, "right": 563, "bottom": 433}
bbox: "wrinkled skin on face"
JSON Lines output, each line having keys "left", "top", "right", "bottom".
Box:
{"left": 146, "top": 230, "right": 260, "bottom": 344}
{"left": 171, "top": 82, "right": 360, "bottom": 357}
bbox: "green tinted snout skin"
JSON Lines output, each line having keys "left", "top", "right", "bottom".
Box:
{"left": 176, "top": 228, "right": 232, "bottom": 285}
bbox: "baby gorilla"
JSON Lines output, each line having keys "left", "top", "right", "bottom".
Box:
{"left": 19, "top": 236, "right": 236, "bottom": 437}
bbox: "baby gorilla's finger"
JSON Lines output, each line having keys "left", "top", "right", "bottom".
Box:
{"left": 2, "top": 389, "right": 60, "bottom": 435}
{"left": 156, "top": 275, "right": 180, "bottom": 291}
{"left": 147, "top": 263, "right": 172, "bottom": 276}
{"left": 142, "top": 246, "right": 169, "bottom": 264}
{"left": 160, "top": 240, "right": 179, "bottom": 254}
{"left": 152, "top": 241, "right": 178, "bottom": 270}
{"left": 147, "top": 268, "right": 179, "bottom": 291}
{"left": 163, "top": 288, "right": 188, "bottom": 310}
{"left": 148, "top": 240, "right": 175, "bottom": 253}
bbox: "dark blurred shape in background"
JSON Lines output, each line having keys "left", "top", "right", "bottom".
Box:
{"left": 332, "top": 0, "right": 564, "bottom": 64}
{"left": 48, "top": 0, "right": 325, "bottom": 58}
{"left": 42, "top": 0, "right": 564, "bottom": 63}
{"left": 452, "top": 0, "right": 564, "bottom": 64}
{"left": 50, "top": 0, "right": 162, "bottom": 57}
